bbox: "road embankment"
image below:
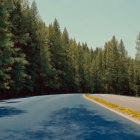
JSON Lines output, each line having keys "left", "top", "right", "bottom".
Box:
{"left": 84, "top": 94, "right": 140, "bottom": 126}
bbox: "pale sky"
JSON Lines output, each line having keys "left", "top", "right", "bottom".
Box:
{"left": 29, "top": 0, "right": 140, "bottom": 58}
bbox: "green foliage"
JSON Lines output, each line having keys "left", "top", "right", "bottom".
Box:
{"left": 135, "top": 33, "right": 140, "bottom": 96}
{"left": 0, "top": 0, "right": 140, "bottom": 98}
{"left": 8, "top": 0, "right": 28, "bottom": 94}
{"left": 136, "top": 33, "right": 140, "bottom": 61}
{"left": 0, "top": 1, "right": 14, "bottom": 91}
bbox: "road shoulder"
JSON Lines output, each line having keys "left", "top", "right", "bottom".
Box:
{"left": 83, "top": 94, "right": 140, "bottom": 126}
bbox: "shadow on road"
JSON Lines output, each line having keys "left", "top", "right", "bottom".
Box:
{"left": 0, "top": 106, "right": 26, "bottom": 118}
{"left": 5, "top": 101, "right": 21, "bottom": 104}
{"left": 3, "top": 105, "right": 140, "bottom": 140}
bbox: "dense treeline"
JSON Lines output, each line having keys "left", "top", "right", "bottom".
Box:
{"left": 0, "top": 0, "right": 140, "bottom": 99}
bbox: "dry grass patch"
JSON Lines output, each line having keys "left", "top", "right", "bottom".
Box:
{"left": 85, "top": 94, "right": 140, "bottom": 120}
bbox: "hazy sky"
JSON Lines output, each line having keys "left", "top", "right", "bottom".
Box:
{"left": 29, "top": 0, "right": 140, "bottom": 58}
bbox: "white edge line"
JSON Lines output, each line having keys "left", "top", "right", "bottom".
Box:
{"left": 83, "top": 94, "right": 140, "bottom": 126}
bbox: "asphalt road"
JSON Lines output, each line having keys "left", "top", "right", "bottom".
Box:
{"left": 93, "top": 94, "right": 140, "bottom": 112}
{"left": 0, "top": 94, "right": 140, "bottom": 140}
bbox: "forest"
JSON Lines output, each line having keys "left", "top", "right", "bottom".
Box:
{"left": 0, "top": 0, "right": 140, "bottom": 99}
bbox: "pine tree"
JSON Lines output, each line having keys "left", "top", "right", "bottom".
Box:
{"left": 90, "top": 48, "right": 103, "bottom": 93}
{"left": 21, "top": 0, "right": 41, "bottom": 94}
{"left": 103, "top": 36, "right": 120, "bottom": 93}
{"left": 96, "top": 48, "right": 104, "bottom": 92}
{"left": 68, "top": 39, "right": 80, "bottom": 91}
{"left": 118, "top": 40, "right": 129, "bottom": 94}
{"left": 46, "top": 20, "right": 63, "bottom": 92}
{"left": 61, "top": 28, "right": 69, "bottom": 50}
{"left": 1, "top": 0, "right": 139, "bottom": 97}
{"left": 37, "top": 21, "right": 53, "bottom": 93}
{"left": 136, "top": 32, "right": 140, "bottom": 61}
{"left": 128, "top": 59, "right": 136, "bottom": 95}
{"left": 82, "top": 43, "right": 91, "bottom": 92}
{"left": 61, "top": 28, "right": 77, "bottom": 92}
{"left": 76, "top": 43, "right": 85, "bottom": 92}
{"left": 46, "top": 19, "right": 76, "bottom": 92}
{"left": 8, "top": 0, "right": 28, "bottom": 94}
{"left": 0, "top": 1, "right": 14, "bottom": 95}
{"left": 135, "top": 33, "right": 140, "bottom": 96}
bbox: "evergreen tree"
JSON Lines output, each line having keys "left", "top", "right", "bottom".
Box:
{"left": 37, "top": 21, "right": 53, "bottom": 93}
{"left": 0, "top": 1, "right": 14, "bottom": 95}
{"left": 77, "top": 43, "right": 85, "bottom": 92}
{"left": 118, "top": 40, "right": 129, "bottom": 94}
{"left": 103, "top": 36, "right": 120, "bottom": 93}
{"left": 135, "top": 33, "right": 140, "bottom": 96}
{"left": 47, "top": 19, "right": 76, "bottom": 92}
{"left": 128, "top": 60, "right": 136, "bottom": 95}
{"left": 21, "top": 0, "right": 41, "bottom": 94}
{"left": 67, "top": 39, "right": 80, "bottom": 91}
{"left": 95, "top": 48, "right": 104, "bottom": 92}
{"left": 82, "top": 43, "right": 91, "bottom": 92}
{"left": 136, "top": 32, "right": 140, "bottom": 61}
{"left": 61, "top": 28, "right": 77, "bottom": 92}
{"left": 1, "top": 0, "right": 140, "bottom": 98}
{"left": 8, "top": 0, "right": 28, "bottom": 94}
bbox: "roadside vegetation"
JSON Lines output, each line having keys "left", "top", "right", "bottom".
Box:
{"left": 85, "top": 94, "right": 140, "bottom": 120}
{"left": 0, "top": 0, "right": 140, "bottom": 99}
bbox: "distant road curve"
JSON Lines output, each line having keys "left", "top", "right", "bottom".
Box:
{"left": 0, "top": 94, "right": 140, "bottom": 140}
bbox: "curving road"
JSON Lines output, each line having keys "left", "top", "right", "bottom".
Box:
{"left": 0, "top": 94, "right": 140, "bottom": 140}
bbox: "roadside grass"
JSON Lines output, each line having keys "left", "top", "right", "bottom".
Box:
{"left": 85, "top": 94, "right": 140, "bottom": 120}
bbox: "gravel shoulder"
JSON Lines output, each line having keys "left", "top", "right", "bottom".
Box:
{"left": 92, "top": 94, "right": 140, "bottom": 112}
{"left": 84, "top": 94, "right": 140, "bottom": 126}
